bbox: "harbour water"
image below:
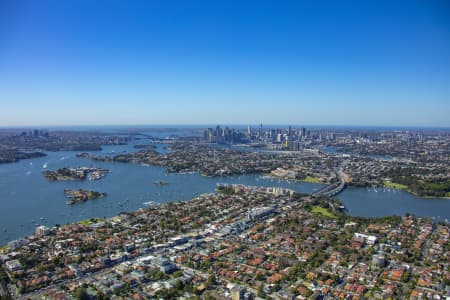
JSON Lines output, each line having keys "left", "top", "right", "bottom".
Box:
{"left": 0, "top": 140, "right": 449, "bottom": 246}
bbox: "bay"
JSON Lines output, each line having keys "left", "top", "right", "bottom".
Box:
{"left": 0, "top": 141, "right": 449, "bottom": 246}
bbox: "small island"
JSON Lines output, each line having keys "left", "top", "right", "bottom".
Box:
{"left": 43, "top": 167, "right": 109, "bottom": 181}
{"left": 64, "top": 189, "right": 107, "bottom": 205}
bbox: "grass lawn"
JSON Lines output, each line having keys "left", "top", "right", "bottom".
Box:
{"left": 77, "top": 219, "right": 92, "bottom": 226}
{"left": 77, "top": 218, "right": 105, "bottom": 226}
{"left": 0, "top": 245, "right": 7, "bottom": 253}
{"left": 302, "top": 176, "right": 321, "bottom": 183}
{"left": 311, "top": 206, "right": 337, "bottom": 219}
{"left": 383, "top": 181, "right": 408, "bottom": 190}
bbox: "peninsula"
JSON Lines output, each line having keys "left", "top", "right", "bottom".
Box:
{"left": 1, "top": 185, "right": 448, "bottom": 299}
{"left": 0, "top": 150, "right": 46, "bottom": 164}
{"left": 0, "top": 129, "right": 131, "bottom": 164}
{"left": 78, "top": 137, "right": 449, "bottom": 198}
{"left": 43, "top": 167, "right": 109, "bottom": 181}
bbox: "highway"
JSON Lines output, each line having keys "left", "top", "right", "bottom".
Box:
{"left": 311, "top": 169, "right": 346, "bottom": 197}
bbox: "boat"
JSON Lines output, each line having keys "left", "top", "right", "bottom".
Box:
{"left": 153, "top": 180, "right": 169, "bottom": 186}
{"left": 43, "top": 163, "right": 48, "bottom": 169}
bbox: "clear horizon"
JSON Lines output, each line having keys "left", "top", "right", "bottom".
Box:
{"left": 1, "top": 1, "right": 450, "bottom": 127}
{"left": 1, "top": 123, "right": 449, "bottom": 131}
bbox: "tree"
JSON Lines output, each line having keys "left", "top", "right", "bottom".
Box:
{"left": 95, "top": 292, "right": 109, "bottom": 300}
{"left": 402, "top": 269, "right": 411, "bottom": 283}
{"left": 73, "top": 287, "right": 90, "bottom": 300}
{"left": 257, "top": 286, "right": 266, "bottom": 298}
{"left": 203, "top": 291, "right": 215, "bottom": 300}
{"left": 205, "top": 274, "right": 216, "bottom": 288}
{"left": 0, "top": 267, "right": 9, "bottom": 285}
{"left": 172, "top": 270, "right": 183, "bottom": 278}
{"left": 255, "top": 272, "right": 265, "bottom": 281}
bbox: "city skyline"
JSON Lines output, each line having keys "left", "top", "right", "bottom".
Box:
{"left": 1, "top": 0, "right": 450, "bottom": 126}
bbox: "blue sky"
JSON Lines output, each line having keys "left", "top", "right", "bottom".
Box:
{"left": 0, "top": 0, "right": 449, "bottom": 127}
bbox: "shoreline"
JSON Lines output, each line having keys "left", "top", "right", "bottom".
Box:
{"left": 353, "top": 184, "right": 450, "bottom": 200}
{"left": 268, "top": 173, "right": 450, "bottom": 200}
{"left": 3, "top": 182, "right": 449, "bottom": 249}
{"left": 1, "top": 144, "right": 448, "bottom": 247}
{"left": 264, "top": 173, "right": 327, "bottom": 185}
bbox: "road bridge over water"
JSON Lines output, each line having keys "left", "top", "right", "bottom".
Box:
{"left": 311, "top": 169, "right": 346, "bottom": 197}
